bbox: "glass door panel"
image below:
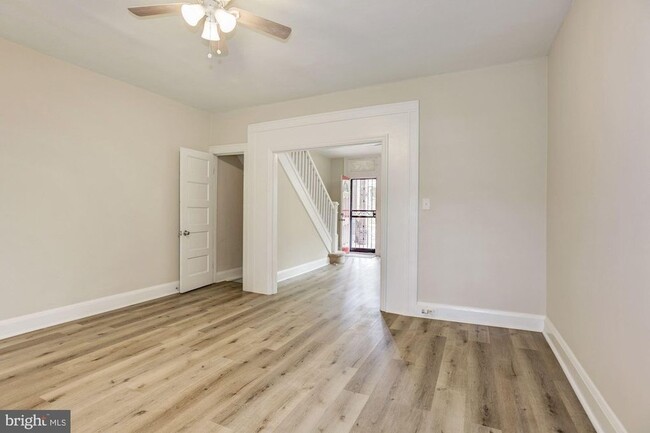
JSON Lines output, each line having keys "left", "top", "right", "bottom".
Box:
{"left": 350, "top": 178, "right": 377, "bottom": 253}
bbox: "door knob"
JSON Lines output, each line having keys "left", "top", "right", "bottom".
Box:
{"left": 180, "top": 230, "right": 190, "bottom": 236}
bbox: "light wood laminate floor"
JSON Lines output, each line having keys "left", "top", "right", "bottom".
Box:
{"left": 0, "top": 258, "right": 594, "bottom": 433}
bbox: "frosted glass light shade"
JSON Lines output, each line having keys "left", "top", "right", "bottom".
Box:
{"left": 215, "top": 8, "right": 237, "bottom": 33}
{"left": 201, "top": 18, "right": 220, "bottom": 41}
{"left": 181, "top": 4, "right": 205, "bottom": 26}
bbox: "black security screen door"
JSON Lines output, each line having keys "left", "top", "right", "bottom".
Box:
{"left": 350, "top": 178, "right": 377, "bottom": 253}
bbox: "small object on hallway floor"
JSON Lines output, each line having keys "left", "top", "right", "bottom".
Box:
{"left": 328, "top": 251, "right": 347, "bottom": 264}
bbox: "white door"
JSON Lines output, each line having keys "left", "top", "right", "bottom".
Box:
{"left": 180, "top": 148, "right": 215, "bottom": 293}
{"left": 340, "top": 176, "right": 351, "bottom": 253}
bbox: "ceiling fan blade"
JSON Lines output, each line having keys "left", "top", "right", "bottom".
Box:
{"left": 229, "top": 7, "right": 291, "bottom": 40}
{"left": 128, "top": 3, "right": 183, "bottom": 17}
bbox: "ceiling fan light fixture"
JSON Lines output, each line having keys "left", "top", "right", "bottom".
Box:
{"left": 181, "top": 3, "right": 205, "bottom": 26}
{"left": 201, "top": 17, "right": 220, "bottom": 41}
{"left": 215, "top": 8, "right": 237, "bottom": 33}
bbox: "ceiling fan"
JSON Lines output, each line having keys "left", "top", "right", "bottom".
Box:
{"left": 128, "top": 0, "right": 291, "bottom": 56}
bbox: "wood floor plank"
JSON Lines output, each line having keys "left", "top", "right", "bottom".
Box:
{"left": 465, "top": 341, "right": 501, "bottom": 431}
{"left": 272, "top": 365, "right": 358, "bottom": 432}
{"left": 515, "top": 348, "right": 581, "bottom": 433}
{"left": 0, "top": 257, "right": 594, "bottom": 433}
{"left": 314, "top": 389, "right": 369, "bottom": 433}
{"left": 431, "top": 389, "right": 466, "bottom": 433}
{"left": 555, "top": 379, "right": 598, "bottom": 433}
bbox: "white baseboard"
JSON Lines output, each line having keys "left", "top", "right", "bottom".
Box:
{"left": 414, "top": 301, "right": 545, "bottom": 332}
{"left": 0, "top": 281, "right": 179, "bottom": 340}
{"left": 544, "top": 319, "right": 628, "bottom": 433}
{"left": 277, "top": 258, "right": 330, "bottom": 282}
{"left": 214, "top": 267, "right": 243, "bottom": 282}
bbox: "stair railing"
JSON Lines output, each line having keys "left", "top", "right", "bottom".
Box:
{"left": 285, "top": 151, "right": 339, "bottom": 252}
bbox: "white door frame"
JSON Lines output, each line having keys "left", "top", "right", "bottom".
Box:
{"left": 344, "top": 155, "right": 382, "bottom": 256}
{"left": 208, "top": 143, "right": 248, "bottom": 287}
{"left": 243, "top": 101, "right": 419, "bottom": 316}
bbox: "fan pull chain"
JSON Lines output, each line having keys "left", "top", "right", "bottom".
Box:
{"left": 207, "top": 43, "right": 222, "bottom": 58}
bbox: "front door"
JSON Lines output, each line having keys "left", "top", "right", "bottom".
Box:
{"left": 339, "top": 176, "right": 351, "bottom": 253}
{"left": 350, "top": 178, "right": 377, "bottom": 253}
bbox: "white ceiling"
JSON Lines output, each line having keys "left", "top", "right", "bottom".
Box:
{"left": 312, "top": 143, "right": 381, "bottom": 159}
{"left": 0, "top": 0, "right": 571, "bottom": 111}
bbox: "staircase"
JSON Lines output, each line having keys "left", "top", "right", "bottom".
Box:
{"left": 278, "top": 151, "right": 339, "bottom": 253}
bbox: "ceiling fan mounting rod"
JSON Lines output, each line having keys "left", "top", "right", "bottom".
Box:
{"left": 204, "top": 0, "right": 230, "bottom": 10}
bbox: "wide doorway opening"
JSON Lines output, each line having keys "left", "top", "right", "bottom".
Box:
{"left": 274, "top": 143, "right": 381, "bottom": 287}
{"left": 243, "top": 101, "right": 419, "bottom": 316}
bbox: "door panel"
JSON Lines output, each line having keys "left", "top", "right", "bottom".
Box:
{"left": 350, "top": 178, "right": 377, "bottom": 253}
{"left": 339, "top": 176, "right": 351, "bottom": 253}
{"left": 180, "top": 148, "right": 215, "bottom": 293}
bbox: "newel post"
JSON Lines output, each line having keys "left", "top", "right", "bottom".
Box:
{"left": 331, "top": 201, "right": 339, "bottom": 252}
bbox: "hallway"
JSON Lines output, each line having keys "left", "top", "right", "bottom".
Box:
{"left": 0, "top": 258, "right": 593, "bottom": 432}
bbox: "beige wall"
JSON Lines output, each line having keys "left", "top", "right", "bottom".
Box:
{"left": 547, "top": 0, "right": 650, "bottom": 431}
{"left": 216, "top": 156, "right": 243, "bottom": 272}
{"left": 277, "top": 165, "right": 329, "bottom": 270}
{"left": 0, "top": 38, "right": 210, "bottom": 320}
{"left": 211, "top": 58, "right": 548, "bottom": 315}
{"left": 328, "top": 158, "right": 344, "bottom": 203}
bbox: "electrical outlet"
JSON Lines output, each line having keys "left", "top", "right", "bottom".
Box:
{"left": 421, "top": 308, "right": 433, "bottom": 315}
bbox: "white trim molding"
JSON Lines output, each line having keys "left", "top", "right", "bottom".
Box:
{"left": 277, "top": 258, "right": 330, "bottom": 283}
{"left": 246, "top": 101, "right": 419, "bottom": 316}
{"left": 415, "top": 302, "right": 545, "bottom": 332}
{"left": 544, "top": 319, "right": 629, "bottom": 433}
{"left": 214, "top": 267, "right": 243, "bottom": 282}
{"left": 0, "top": 281, "right": 179, "bottom": 340}
{"left": 209, "top": 142, "right": 247, "bottom": 156}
